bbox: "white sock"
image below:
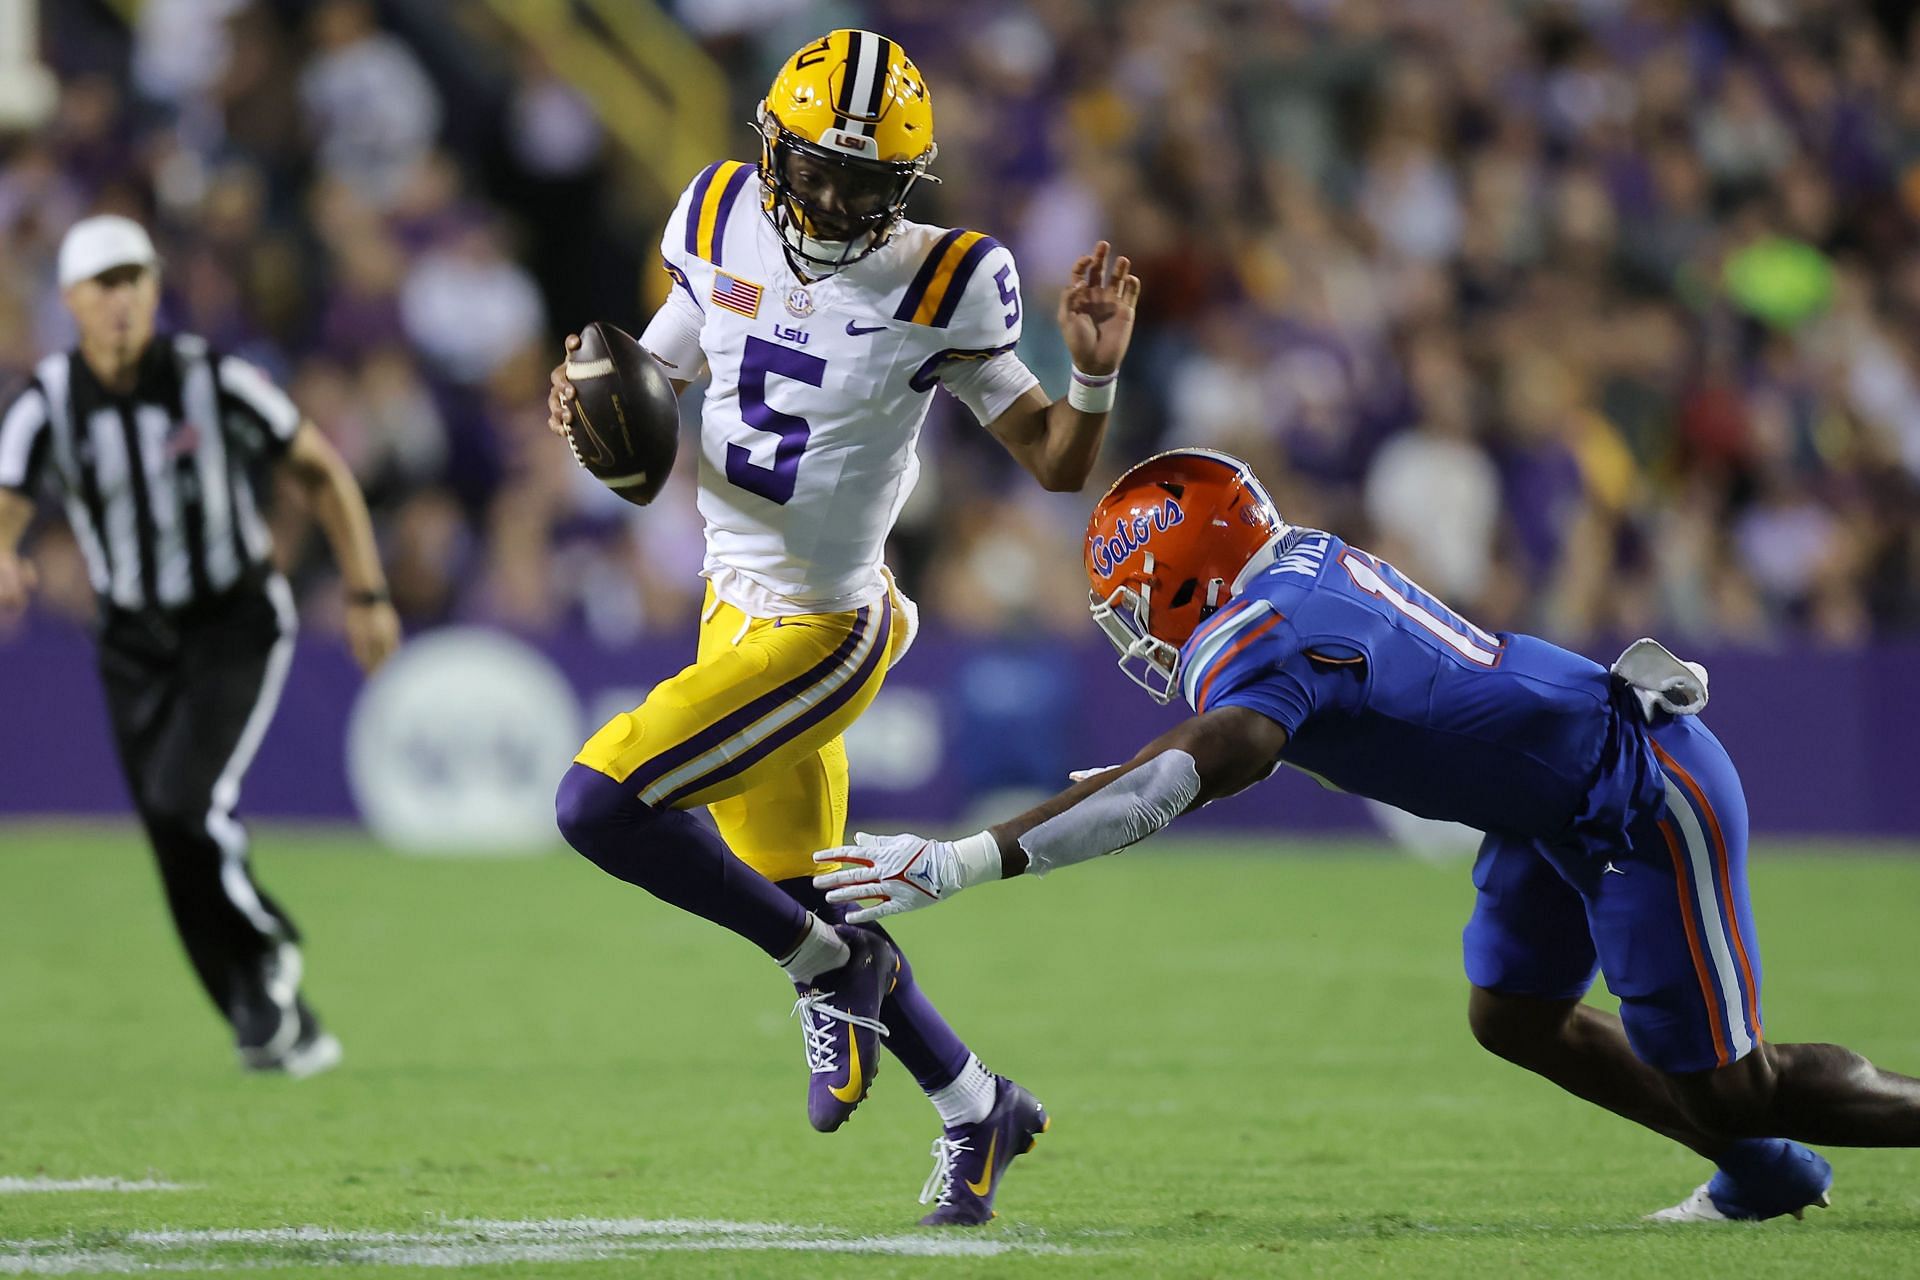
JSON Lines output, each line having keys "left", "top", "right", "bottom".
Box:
{"left": 929, "top": 1054, "right": 997, "bottom": 1128}
{"left": 779, "top": 915, "right": 849, "bottom": 984}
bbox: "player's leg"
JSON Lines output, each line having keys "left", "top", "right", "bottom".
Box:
{"left": 713, "top": 727, "right": 1047, "bottom": 1220}
{"left": 1463, "top": 831, "right": 1716, "bottom": 1154}
{"left": 98, "top": 585, "right": 333, "bottom": 1074}
{"left": 1581, "top": 717, "right": 1886, "bottom": 1219}
{"left": 555, "top": 592, "right": 891, "bottom": 966}
{"left": 555, "top": 591, "right": 898, "bottom": 1117}
{"left": 713, "top": 734, "right": 1023, "bottom": 1119}
{"left": 1626, "top": 721, "right": 1920, "bottom": 1149}
{"left": 1467, "top": 989, "right": 1716, "bottom": 1156}
{"left": 713, "top": 735, "right": 976, "bottom": 1090}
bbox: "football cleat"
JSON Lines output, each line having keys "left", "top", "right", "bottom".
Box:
{"left": 233, "top": 941, "right": 304, "bottom": 1066}
{"left": 1647, "top": 1139, "right": 1833, "bottom": 1222}
{"left": 918, "top": 1076, "right": 1049, "bottom": 1226}
{"left": 241, "top": 997, "right": 342, "bottom": 1080}
{"left": 235, "top": 945, "right": 341, "bottom": 1080}
{"left": 793, "top": 926, "right": 897, "bottom": 1131}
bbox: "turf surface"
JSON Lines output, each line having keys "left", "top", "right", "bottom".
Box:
{"left": 2, "top": 825, "right": 1917, "bottom": 1276}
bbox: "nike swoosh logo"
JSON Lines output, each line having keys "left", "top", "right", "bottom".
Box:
{"left": 829, "top": 1028, "right": 864, "bottom": 1103}
{"left": 845, "top": 321, "right": 887, "bottom": 336}
{"left": 966, "top": 1132, "right": 998, "bottom": 1196}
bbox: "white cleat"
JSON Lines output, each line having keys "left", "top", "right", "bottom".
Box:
{"left": 1648, "top": 1183, "right": 1832, "bottom": 1223}
{"left": 279, "top": 1030, "right": 343, "bottom": 1080}
{"left": 1647, "top": 1183, "right": 1730, "bottom": 1223}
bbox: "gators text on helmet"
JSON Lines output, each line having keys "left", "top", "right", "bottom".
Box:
{"left": 757, "top": 30, "right": 938, "bottom": 274}
{"left": 1086, "top": 450, "right": 1288, "bottom": 703}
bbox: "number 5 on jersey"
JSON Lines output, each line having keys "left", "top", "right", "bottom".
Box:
{"left": 728, "top": 335, "right": 824, "bottom": 505}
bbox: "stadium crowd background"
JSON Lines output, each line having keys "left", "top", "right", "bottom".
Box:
{"left": 9, "top": 0, "right": 1920, "bottom": 653}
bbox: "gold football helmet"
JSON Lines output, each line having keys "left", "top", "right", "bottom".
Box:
{"left": 757, "top": 29, "right": 938, "bottom": 272}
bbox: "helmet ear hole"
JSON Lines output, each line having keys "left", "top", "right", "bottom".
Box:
{"left": 1168, "top": 578, "right": 1198, "bottom": 610}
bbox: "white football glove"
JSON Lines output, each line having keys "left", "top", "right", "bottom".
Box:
{"left": 812, "top": 831, "right": 1001, "bottom": 924}
{"left": 1067, "top": 765, "right": 1126, "bottom": 783}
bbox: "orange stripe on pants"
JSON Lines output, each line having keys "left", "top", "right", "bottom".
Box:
{"left": 1653, "top": 740, "right": 1762, "bottom": 1041}
{"left": 1659, "top": 816, "right": 1731, "bottom": 1067}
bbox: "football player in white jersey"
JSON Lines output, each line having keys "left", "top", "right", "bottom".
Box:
{"left": 548, "top": 29, "right": 1140, "bottom": 1224}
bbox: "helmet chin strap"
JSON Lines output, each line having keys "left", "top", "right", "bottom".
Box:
{"left": 793, "top": 229, "right": 857, "bottom": 272}
{"left": 773, "top": 208, "right": 868, "bottom": 278}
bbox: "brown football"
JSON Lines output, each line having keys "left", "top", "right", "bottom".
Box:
{"left": 563, "top": 320, "right": 681, "bottom": 506}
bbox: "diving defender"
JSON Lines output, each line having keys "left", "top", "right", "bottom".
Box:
{"left": 817, "top": 448, "right": 1920, "bottom": 1222}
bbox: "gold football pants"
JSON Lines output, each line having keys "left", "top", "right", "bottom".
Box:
{"left": 574, "top": 585, "right": 898, "bottom": 881}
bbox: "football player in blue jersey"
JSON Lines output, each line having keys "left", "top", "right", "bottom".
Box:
{"left": 814, "top": 448, "right": 1920, "bottom": 1223}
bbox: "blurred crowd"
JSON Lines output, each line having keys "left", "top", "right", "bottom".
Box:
{"left": 8, "top": 0, "right": 1920, "bottom": 651}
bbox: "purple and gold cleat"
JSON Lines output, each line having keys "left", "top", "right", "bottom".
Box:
{"left": 793, "top": 926, "right": 898, "bottom": 1132}
{"left": 1648, "top": 1138, "right": 1834, "bottom": 1222}
{"left": 918, "top": 1076, "right": 1049, "bottom": 1226}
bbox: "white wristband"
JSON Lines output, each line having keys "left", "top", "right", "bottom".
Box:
{"left": 951, "top": 830, "right": 1003, "bottom": 887}
{"left": 1067, "top": 364, "right": 1118, "bottom": 414}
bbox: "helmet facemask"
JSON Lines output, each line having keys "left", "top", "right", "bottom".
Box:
{"left": 757, "top": 107, "right": 936, "bottom": 274}
{"left": 1090, "top": 554, "right": 1187, "bottom": 705}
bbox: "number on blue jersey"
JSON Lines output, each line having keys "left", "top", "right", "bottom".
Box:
{"left": 1339, "top": 549, "right": 1504, "bottom": 667}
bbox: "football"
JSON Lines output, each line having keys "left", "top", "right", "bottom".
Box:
{"left": 563, "top": 320, "right": 681, "bottom": 506}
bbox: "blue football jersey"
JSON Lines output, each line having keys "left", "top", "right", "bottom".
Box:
{"left": 1178, "top": 530, "right": 1659, "bottom": 840}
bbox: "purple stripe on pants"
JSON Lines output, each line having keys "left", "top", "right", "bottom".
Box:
{"left": 628, "top": 604, "right": 875, "bottom": 800}
{"left": 658, "top": 593, "right": 892, "bottom": 807}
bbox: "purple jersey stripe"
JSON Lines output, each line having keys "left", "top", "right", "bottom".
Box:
{"left": 683, "top": 163, "right": 722, "bottom": 258}
{"left": 663, "top": 259, "right": 702, "bottom": 310}
{"left": 894, "top": 229, "right": 966, "bottom": 321}
{"left": 929, "top": 235, "right": 1000, "bottom": 329}
{"left": 708, "top": 163, "right": 752, "bottom": 266}
{"left": 659, "top": 594, "right": 892, "bottom": 807}
{"left": 627, "top": 605, "right": 874, "bottom": 797}
{"left": 907, "top": 341, "right": 1017, "bottom": 392}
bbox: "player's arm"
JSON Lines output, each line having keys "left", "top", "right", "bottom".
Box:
{"left": 0, "top": 487, "right": 37, "bottom": 616}
{"left": 982, "top": 241, "right": 1140, "bottom": 492}
{"left": 278, "top": 423, "right": 400, "bottom": 673}
{"left": 812, "top": 706, "right": 1288, "bottom": 922}
{"left": 0, "top": 383, "right": 50, "bottom": 616}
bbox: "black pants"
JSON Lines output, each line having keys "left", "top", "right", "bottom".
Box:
{"left": 97, "top": 576, "right": 300, "bottom": 1031}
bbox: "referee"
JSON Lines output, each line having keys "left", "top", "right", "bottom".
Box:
{"left": 0, "top": 215, "right": 399, "bottom": 1077}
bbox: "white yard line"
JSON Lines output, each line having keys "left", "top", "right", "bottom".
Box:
{"left": 0, "top": 1179, "right": 188, "bottom": 1195}
{"left": 0, "top": 1216, "right": 1081, "bottom": 1273}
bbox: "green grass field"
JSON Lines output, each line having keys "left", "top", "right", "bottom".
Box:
{"left": 3, "top": 826, "right": 1918, "bottom": 1277}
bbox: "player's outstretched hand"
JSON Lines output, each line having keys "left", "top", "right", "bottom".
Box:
{"left": 814, "top": 831, "right": 975, "bottom": 924}
{"left": 1057, "top": 240, "right": 1141, "bottom": 377}
{"left": 0, "top": 551, "right": 37, "bottom": 618}
{"left": 546, "top": 333, "right": 581, "bottom": 438}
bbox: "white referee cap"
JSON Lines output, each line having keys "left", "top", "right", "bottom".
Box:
{"left": 58, "top": 214, "right": 160, "bottom": 288}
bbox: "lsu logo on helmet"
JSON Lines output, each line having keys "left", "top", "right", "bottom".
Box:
{"left": 757, "top": 30, "right": 939, "bottom": 272}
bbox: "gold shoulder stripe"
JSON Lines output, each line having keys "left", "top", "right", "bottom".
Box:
{"left": 908, "top": 230, "right": 987, "bottom": 326}
{"left": 694, "top": 160, "right": 751, "bottom": 264}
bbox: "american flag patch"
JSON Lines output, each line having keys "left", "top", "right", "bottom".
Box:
{"left": 711, "top": 272, "right": 763, "bottom": 319}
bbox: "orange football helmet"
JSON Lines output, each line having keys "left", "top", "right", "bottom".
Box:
{"left": 1086, "top": 449, "right": 1286, "bottom": 702}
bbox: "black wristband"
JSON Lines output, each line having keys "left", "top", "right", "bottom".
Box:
{"left": 348, "top": 588, "right": 391, "bottom": 606}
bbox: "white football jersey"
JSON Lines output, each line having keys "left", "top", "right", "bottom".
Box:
{"left": 640, "top": 160, "right": 1036, "bottom": 617}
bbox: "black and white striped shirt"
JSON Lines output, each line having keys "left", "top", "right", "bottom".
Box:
{"left": 0, "top": 334, "right": 302, "bottom": 611}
